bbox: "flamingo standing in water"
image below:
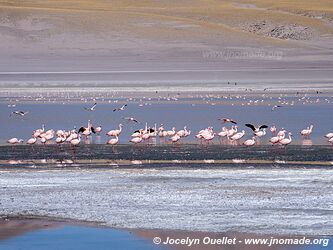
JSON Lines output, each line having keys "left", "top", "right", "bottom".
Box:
{"left": 325, "top": 132, "right": 333, "bottom": 139}
{"left": 106, "top": 124, "right": 123, "bottom": 137}
{"left": 71, "top": 135, "right": 81, "bottom": 146}
{"left": 255, "top": 128, "right": 266, "bottom": 137}
{"left": 218, "top": 127, "right": 228, "bottom": 138}
{"left": 130, "top": 136, "right": 142, "bottom": 144}
{"left": 78, "top": 120, "right": 95, "bottom": 137}
{"left": 279, "top": 132, "right": 292, "bottom": 146}
{"left": 166, "top": 127, "right": 176, "bottom": 137}
{"left": 107, "top": 135, "right": 119, "bottom": 145}
{"left": 230, "top": 130, "right": 245, "bottom": 144}
{"left": 301, "top": 125, "right": 313, "bottom": 137}
{"left": 269, "top": 132, "right": 285, "bottom": 145}
{"left": 27, "top": 137, "right": 37, "bottom": 145}
{"left": 176, "top": 126, "right": 187, "bottom": 137}
{"left": 95, "top": 126, "right": 102, "bottom": 135}
{"left": 243, "top": 137, "right": 256, "bottom": 147}
{"left": 7, "top": 138, "right": 23, "bottom": 144}
{"left": 171, "top": 134, "right": 181, "bottom": 143}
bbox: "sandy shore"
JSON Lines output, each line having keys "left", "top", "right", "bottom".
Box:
{"left": 0, "top": 1, "right": 333, "bottom": 88}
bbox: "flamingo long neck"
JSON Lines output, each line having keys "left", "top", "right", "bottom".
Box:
{"left": 119, "top": 124, "right": 122, "bottom": 132}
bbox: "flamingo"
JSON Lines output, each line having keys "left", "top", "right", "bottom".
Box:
{"left": 243, "top": 137, "right": 256, "bottom": 146}
{"left": 95, "top": 126, "right": 102, "bottom": 135}
{"left": 56, "top": 130, "right": 65, "bottom": 137}
{"left": 11, "top": 111, "right": 29, "bottom": 117}
{"left": 277, "top": 129, "right": 286, "bottom": 138}
{"left": 279, "top": 132, "right": 292, "bottom": 146}
{"left": 245, "top": 124, "right": 268, "bottom": 133}
{"left": 301, "top": 125, "right": 313, "bottom": 137}
{"left": 78, "top": 120, "right": 95, "bottom": 136}
{"left": 325, "top": 132, "right": 333, "bottom": 139}
{"left": 130, "top": 136, "right": 142, "bottom": 144}
{"left": 171, "top": 134, "right": 181, "bottom": 143}
{"left": 166, "top": 127, "right": 176, "bottom": 137}
{"left": 113, "top": 104, "right": 127, "bottom": 112}
{"left": 203, "top": 132, "right": 215, "bottom": 143}
{"left": 270, "top": 125, "right": 277, "bottom": 135}
{"left": 230, "top": 130, "right": 245, "bottom": 141}
{"left": 107, "top": 135, "right": 119, "bottom": 145}
{"left": 123, "top": 117, "right": 138, "bottom": 123}
{"left": 71, "top": 135, "right": 81, "bottom": 146}
{"left": 33, "top": 124, "right": 45, "bottom": 137}
{"left": 27, "top": 137, "right": 37, "bottom": 145}
{"left": 158, "top": 126, "right": 165, "bottom": 137}
{"left": 227, "top": 126, "right": 237, "bottom": 137}
{"left": 132, "top": 129, "right": 143, "bottom": 137}
{"left": 142, "top": 132, "right": 150, "bottom": 141}
{"left": 7, "top": 138, "right": 23, "bottom": 144}
{"left": 84, "top": 103, "right": 97, "bottom": 111}
{"left": 218, "top": 118, "right": 237, "bottom": 124}
{"left": 184, "top": 128, "right": 191, "bottom": 137}
{"left": 217, "top": 127, "right": 228, "bottom": 138}
{"left": 107, "top": 124, "right": 123, "bottom": 137}
{"left": 255, "top": 128, "right": 266, "bottom": 137}
{"left": 269, "top": 133, "right": 285, "bottom": 144}
{"left": 176, "top": 126, "right": 187, "bottom": 137}
{"left": 56, "top": 136, "right": 65, "bottom": 144}
{"left": 148, "top": 125, "right": 157, "bottom": 137}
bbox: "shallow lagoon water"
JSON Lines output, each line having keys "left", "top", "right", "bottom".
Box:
{"left": 0, "top": 225, "right": 160, "bottom": 250}
{"left": 1, "top": 101, "right": 333, "bottom": 145}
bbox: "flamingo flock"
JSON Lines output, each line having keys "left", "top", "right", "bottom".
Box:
{"left": 6, "top": 118, "right": 333, "bottom": 148}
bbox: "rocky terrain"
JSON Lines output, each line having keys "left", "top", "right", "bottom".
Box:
{"left": 242, "top": 20, "right": 315, "bottom": 40}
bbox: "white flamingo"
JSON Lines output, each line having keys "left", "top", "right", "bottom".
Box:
{"left": 243, "top": 137, "right": 256, "bottom": 146}
{"left": 269, "top": 132, "right": 285, "bottom": 144}
{"left": 171, "top": 134, "right": 181, "bottom": 143}
{"left": 176, "top": 126, "right": 187, "bottom": 137}
{"left": 106, "top": 124, "right": 123, "bottom": 137}
{"left": 230, "top": 130, "right": 245, "bottom": 141}
{"left": 166, "top": 127, "right": 176, "bottom": 136}
{"left": 95, "top": 126, "right": 102, "bottom": 135}
{"left": 279, "top": 132, "right": 292, "bottom": 146}
{"left": 130, "top": 136, "right": 142, "bottom": 144}
{"left": 325, "top": 132, "right": 333, "bottom": 139}
{"left": 71, "top": 135, "right": 81, "bottom": 146}
{"left": 107, "top": 135, "right": 119, "bottom": 145}
{"left": 255, "top": 128, "right": 266, "bottom": 137}
{"left": 227, "top": 126, "right": 237, "bottom": 137}
{"left": 218, "top": 127, "right": 228, "bottom": 138}
{"left": 27, "top": 137, "right": 37, "bottom": 145}
{"left": 132, "top": 129, "right": 143, "bottom": 137}
{"left": 8, "top": 138, "right": 23, "bottom": 144}
{"left": 301, "top": 125, "right": 313, "bottom": 137}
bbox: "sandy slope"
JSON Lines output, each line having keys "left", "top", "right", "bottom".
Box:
{"left": 0, "top": 1, "right": 332, "bottom": 86}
